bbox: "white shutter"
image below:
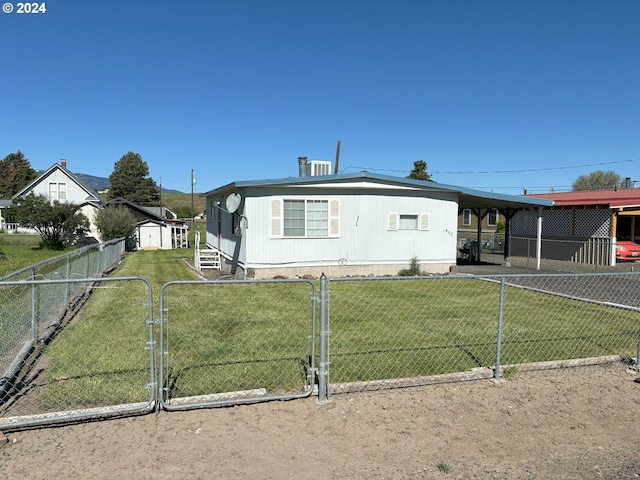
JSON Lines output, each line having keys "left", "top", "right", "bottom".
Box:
{"left": 329, "top": 199, "right": 340, "bottom": 237}
{"left": 388, "top": 213, "right": 399, "bottom": 231}
{"left": 270, "top": 199, "right": 283, "bottom": 238}
{"left": 419, "top": 213, "right": 430, "bottom": 231}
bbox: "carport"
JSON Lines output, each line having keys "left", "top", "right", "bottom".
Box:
{"left": 455, "top": 187, "right": 553, "bottom": 269}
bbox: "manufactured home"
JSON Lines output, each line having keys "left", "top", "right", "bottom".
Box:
{"left": 202, "top": 158, "right": 552, "bottom": 278}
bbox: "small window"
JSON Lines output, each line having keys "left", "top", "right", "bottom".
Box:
{"left": 462, "top": 209, "right": 471, "bottom": 227}
{"left": 399, "top": 214, "right": 418, "bottom": 230}
{"left": 389, "top": 213, "right": 430, "bottom": 231}
{"left": 487, "top": 209, "right": 498, "bottom": 227}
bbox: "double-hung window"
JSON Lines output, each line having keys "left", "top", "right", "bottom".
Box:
{"left": 462, "top": 209, "right": 471, "bottom": 227}
{"left": 49, "top": 182, "right": 67, "bottom": 201}
{"left": 272, "top": 198, "right": 339, "bottom": 238}
{"left": 487, "top": 209, "right": 498, "bottom": 227}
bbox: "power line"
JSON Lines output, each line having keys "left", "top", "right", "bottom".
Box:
{"left": 341, "top": 157, "right": 640, "bottom": 175}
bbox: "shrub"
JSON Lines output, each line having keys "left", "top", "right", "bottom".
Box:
{"left": 398, "top": 256, "right": 421, "bottom": 276}
{"left": 95, "top": 206, "right": 138, "bottom": 243}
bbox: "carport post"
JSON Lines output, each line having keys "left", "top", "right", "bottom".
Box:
{"left": 476, "top": 210, "right": 483, "bottom": 263}
{"left": 503, "top": 208, "right": 511, "bottom": 266}
{"left": 535, "top": 207, "right": 543, "bottom": 270}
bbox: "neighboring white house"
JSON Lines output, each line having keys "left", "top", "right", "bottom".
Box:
{"left": 202, "top": 159, "right": 552, "bottom": 279}
{"left": 104, "top": 198, "right": 189, "bottom": 250}
{"left": 13, "top": 160, "right": 105, "bottom": 241}
{"left": 9, "top": 161, "right": 188, "bottom": 250}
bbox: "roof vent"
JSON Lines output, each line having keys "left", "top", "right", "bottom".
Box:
{"left": 309, "top": 161, "right": 331, "bottom": 176}
{"left": 298, "top": 156, "right": 308, "bottom": 177}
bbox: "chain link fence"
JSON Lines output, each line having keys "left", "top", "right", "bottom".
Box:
{"left": 1, "top": 265, "right": 638, "bottom": 429}
{"left": 0, "top": 239, "right": 126, "bottom": 378}
{"left": 0, "top": 238, "right": 126, "bottom": 283}
{"left": 159, "top": 279, "right": 316, "bottom": 410}
{"left": 326, "top": 273, "right": 640, "bottom": 395}
{"left": 0, "top": 277, "right": 155, "bottom": 430}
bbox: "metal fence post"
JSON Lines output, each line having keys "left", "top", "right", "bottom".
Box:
{"left": 494, "top": 276, "right": 506, "bottom": 379}
{"left": 30, "top": 265, "right": 37, "bottom": 341}
{"left": 64, "top": 253, "right": 71, "bottom": 303}
{"left": 636, "top": 329, "right": 640, "bottom": 369}
{"left": 318, "top": 273, "right": 329, "bottom": 403}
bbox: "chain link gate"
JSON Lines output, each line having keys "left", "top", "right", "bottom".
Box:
{"left": 0, "top": 277, "right": 155, "bottom": 430}
{"left": 159, "top": 279, "right": 316, "bottom": 410}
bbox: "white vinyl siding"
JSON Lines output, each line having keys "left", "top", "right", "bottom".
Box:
{"left": 209, "top": 190, "right": 458, "bottom": 270}
{"left": 271, "top": 198, "right": 340, "bottom": 238}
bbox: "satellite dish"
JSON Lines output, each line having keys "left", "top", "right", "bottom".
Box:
{"left": 225, "top": 193, "right": 242, "bottom": 213}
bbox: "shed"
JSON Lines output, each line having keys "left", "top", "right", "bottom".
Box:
{"left": 104, "top": 198, "right": 189, "bottom": 250}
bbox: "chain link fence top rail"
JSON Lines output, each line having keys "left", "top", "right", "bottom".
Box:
{"left": 0, "top": 238, "right": 126, "bottom": 283}
{"left": 327, "top": 273, "right": 640, "bottom": 394}
{"left": 159, "top": 279, "right": 316, "bottom": 410}
{"left": 0, "top": 277, "right": 155, "bottom": 430}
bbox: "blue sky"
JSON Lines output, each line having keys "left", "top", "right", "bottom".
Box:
{"left": 1, "top": 0, "right": 638, "bottom": 194}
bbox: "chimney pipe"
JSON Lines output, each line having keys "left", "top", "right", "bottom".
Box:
{"left": 61, "top": 159, "right": 67, "bottom": 169}
{"left": 625, "top": 177, "right": 631, "bottom": 189}
{"left": 298, "top": 156, "right": 308, "bottom": 177}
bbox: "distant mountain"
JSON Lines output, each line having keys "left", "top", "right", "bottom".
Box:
{"left": 74, "top": 173, "right": 111, "bottom": 192}
{"left": 44, "top": 171, "right": 183, "bottom": 194}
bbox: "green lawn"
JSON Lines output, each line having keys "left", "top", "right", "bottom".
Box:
{"left": 328, "top": 278, "right": 639, "bottom": 383}
{"left": 0, "top": 235, "right": 72, "bottom": 278}
{"left": 7, "top": 249, "right": 639, "bottom": 413}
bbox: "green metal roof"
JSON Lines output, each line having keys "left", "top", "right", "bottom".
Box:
{"left": 201, "top": 171, "right": 553, "bottom": 211}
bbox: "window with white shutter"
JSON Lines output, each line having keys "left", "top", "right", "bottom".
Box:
{"left": 271, "top": 198, "right": 340, "bottom": 238}
{"left": 389, "top": 212, "right": 429, "bottom": 231}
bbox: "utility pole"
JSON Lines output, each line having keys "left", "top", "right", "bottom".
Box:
{"left": 191, "top": 169, "right": 195, "bottom": 224}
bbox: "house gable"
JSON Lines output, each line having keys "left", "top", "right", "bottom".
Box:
{"left": 14, "top": 163, "right": 104, "bottom": 205}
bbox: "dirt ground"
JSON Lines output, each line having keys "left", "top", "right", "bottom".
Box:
{"left": 1, "top": 364, "right": 639, "bottom": 479}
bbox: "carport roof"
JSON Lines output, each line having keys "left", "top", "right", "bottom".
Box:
{"left": 524, "top": 188, "right": 640, "bottom": 209}
{"left": 202, "top": 171, "right": 553, "bottom": 211}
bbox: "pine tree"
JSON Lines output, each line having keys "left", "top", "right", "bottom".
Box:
{"left": 407, "top": 160, "right": 432, "bottom": 181}
{"left": 0, "top": 151, "right": 38, "bottom": 197}
{"left": 108, "top": 152, "right": 160, "bottom": 205}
